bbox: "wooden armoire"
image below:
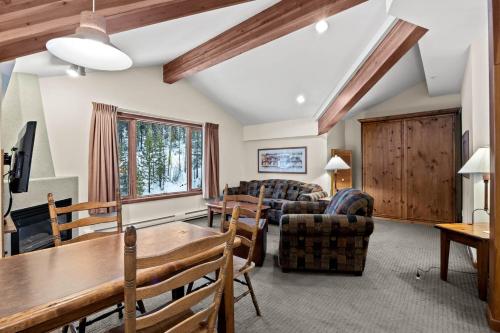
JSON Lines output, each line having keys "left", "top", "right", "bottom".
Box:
{"left": 361, "top": 109, "right": 461, "bottom": 224}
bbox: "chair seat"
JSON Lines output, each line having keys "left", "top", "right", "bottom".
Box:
{"left": 107, "top": 309, "right": 200, "bottom": 333}
{"left": 233, "top": 255, "right": 255, "bottom": 278}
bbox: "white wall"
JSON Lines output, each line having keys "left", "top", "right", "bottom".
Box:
{"left": 461, "top": 20, "right": 490, "bottom": 224}
{"left": 38, "top": 66, "right": 245, "bottom": 226}
{"left": 341, "top": 82, "right": 461, "bottom": 188}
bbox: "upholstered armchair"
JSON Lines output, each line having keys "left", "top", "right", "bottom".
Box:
{"left": 278, "top": 188, "right": 375, "bottom": 275}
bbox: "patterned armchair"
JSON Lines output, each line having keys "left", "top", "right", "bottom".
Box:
{"left": 278, "top": 188, "right": 375, "bottom": 275}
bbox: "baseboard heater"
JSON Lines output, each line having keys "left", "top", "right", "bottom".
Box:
{"left": 93, "top": 208, "right": 208, "bottom": 232}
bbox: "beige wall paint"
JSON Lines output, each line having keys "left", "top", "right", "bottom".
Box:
{"left": 243, "top": 134, "right": 330, "bottom": 192}
{"left": 461, "top": 26, "right": 490, "bottom": 224}
{"left": 243, "top": 118, "right": 317, "bottom": 141}
{"left": 1, "top": 73, "right": 55, "bottom": 178}
{"left": 341, "top": 82, "right": 461, "bottom": 189}
{"left": 38, "top": 66, "right": 245, "bottom": 225}
{"left": 326, "top": 121, "right": 346, "bottom": 152}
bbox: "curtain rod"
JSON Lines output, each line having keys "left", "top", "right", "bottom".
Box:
{"left": 117, "top": 107, "right": 203, "bottom": 126}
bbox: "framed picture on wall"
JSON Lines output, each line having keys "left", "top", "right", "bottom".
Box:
{"left": 462, "top": 130, "right": 470, "bottom": 179}
{"left": 258, "top": 147, "right": 307, "bottom": 174}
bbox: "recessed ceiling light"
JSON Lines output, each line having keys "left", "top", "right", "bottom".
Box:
{"left": 315, "top": 20, "right": 329, "bottom": 34}
{"left": 296, "top": 94, "right": 306, "bottom": 104}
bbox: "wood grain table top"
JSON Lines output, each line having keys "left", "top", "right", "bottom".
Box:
{"left": 0, "top": 222, "right": 228, "bottom": 332}
{"left": 435, "top": 223, "right": 490, "bottom": 240}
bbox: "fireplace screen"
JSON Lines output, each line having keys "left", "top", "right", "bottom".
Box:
{"left": 10, "top": 198, "right": 72, "bottom": 255}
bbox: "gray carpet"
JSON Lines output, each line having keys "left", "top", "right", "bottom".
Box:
{"left": 86, "top": 218, "right": 492, "bottom": 333}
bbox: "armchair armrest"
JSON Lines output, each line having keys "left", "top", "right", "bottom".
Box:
{"left": 280, "top": 214, "right": 374, "bottom": 237}
{"left": 282, "top": 201, "right": 329, "bottom": 215}
{"left": 297, "top": 191, "right": 328, "bottom": 202}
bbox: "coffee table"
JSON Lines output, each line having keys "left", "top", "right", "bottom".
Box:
{"left": 206, "top": 200, "right": 270, "bottom": 228}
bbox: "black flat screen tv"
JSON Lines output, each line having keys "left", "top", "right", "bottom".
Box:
{"left": 9, "top": 121, "right": 37, "bottom": 193}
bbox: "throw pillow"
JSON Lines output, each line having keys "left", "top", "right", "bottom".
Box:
{"left": 286, "top": 184, "right": 301, "bottom": 201}
{"left": 272, "top": 182, "right": 289, "bottom": 199}
{"left": 298, "top": 185, "right": 313, "bottom": 196}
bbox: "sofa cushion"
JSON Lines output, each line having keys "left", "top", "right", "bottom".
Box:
{"left": 269, "top": 199, "right": 288, "bottom": 210}
{"left": 263, "top": 198, "right": 273, "bottom": 207}
{"left": 239, "top": 181, "right": 249, "bottom": 195}
{"left": 262, "top": 182, "right": 275, "bottom": 198}
{"left": 297, "top": 191, "right": 328, "bottom": 202}
{"left": 286, "top": 183, "right": 301, "bottom": 201}
{"left": 247, "top": 181, "right": 261, "bottom": 196}
{"left": 272, "top": 182, "right": 288, "bottom": 199}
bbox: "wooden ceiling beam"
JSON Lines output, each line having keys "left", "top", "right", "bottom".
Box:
{"left": 163, "top": 0, "right": 368, "bottom": 84}
{"left": 317, "top": 19, "right": 428, "bottom": 135}
{"left": 0, "top": 0, "right": 252, "bottom": 62}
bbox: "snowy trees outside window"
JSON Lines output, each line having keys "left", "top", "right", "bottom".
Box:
{"left": 117, "top": 114, "right": 203, "bottom": 201}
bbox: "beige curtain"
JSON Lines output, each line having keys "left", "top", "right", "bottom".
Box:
{"left": 203, "top": 123, "right": 220, "bottom": 199}
{"left": 88, "top": 102, "right": 119, "bottom": 207}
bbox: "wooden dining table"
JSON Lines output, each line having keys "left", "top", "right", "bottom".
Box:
{"left": 0, "top": 222, "right": 239, "bottom": 333}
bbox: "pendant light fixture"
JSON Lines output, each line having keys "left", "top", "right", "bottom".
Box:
{"left": 46, "top": 0, "right": 132, "bottom": 71}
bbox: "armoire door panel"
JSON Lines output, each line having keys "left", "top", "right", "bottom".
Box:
{"left": 404, "top": 115, "right": 456, "bottom": 223}
{"left": 362, "top": 121, "right": 403, "bottom": 219}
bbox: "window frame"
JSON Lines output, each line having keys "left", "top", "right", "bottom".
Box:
{"left": 117, "top": 112, "right": 203, "bottom": 204}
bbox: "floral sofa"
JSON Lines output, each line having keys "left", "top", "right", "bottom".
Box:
{"left": 227, "top": 179, "right": 328, "bottom": 225}
{"left": 279, "top": 188, "right": 375, "bottom": 275}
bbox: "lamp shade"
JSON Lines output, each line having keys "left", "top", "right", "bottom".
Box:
{"left": 46, "top": 11, "right": 132, "bottom": 71}
{"left": 458, "top": 147, "right": 490, "bottom": 175}
{"left": 325, "top": 155, "right": 350, "bottom": 171}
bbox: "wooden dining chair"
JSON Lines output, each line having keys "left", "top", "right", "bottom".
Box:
{"left": 218, "top": 184, "right": 263, "bottom": 231}
{"left": 221, "top": 184, "right": 264, "bottom": 316}
{"left": 48, "top": 189, "right": 123, "bottom": 247}
{"left": 108, "top": 205, "right": 239, "bottom": 333}
{"left": 48, "top": 190, "right": 145, "bottom": 333}
{"left": 189, "top": 185, "right": 264, "bottom": 316}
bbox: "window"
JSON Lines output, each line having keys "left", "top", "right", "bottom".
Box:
{"left": 117, "top": 113, "right": 203, "bottom": 203}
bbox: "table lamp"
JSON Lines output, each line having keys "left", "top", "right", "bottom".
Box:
{"left": 325, "top": 155, "right": 350, "bottom": 196}
{"left": 458, "top": 146, "right": 490, "bottom": 224}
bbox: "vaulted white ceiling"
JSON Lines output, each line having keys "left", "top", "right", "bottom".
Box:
{"left": 11, "top": 0, "right": 487, "bottom": 125}
{"left": 387, "top": 0, "right": 487, "bottom": 96}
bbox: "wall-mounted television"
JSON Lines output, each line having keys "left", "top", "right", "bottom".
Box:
{"left": 9, "top": 121, "right": 37, "bottom": 193}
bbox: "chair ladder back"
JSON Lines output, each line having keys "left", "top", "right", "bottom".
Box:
{"left": 124, "top": 206, "right": 240, "bottom": 333}
{"left": 115, "top": 186, "right": 123, "bottom": 232}
{"left": 244, "top": 185, "right": 264, "bottom": 268}
{"left": 47, "top": 190, "right": 122, "bottom": 247}
{"left": 48, "top": 193, "right": 62, "bottom": 247}
{"left": 235, "top": 194, "right": 259, "bottom": 204}
{"left": 136, "top": 232, "right": 231, "bottom": 269}
{"left": 220, "top": 184, "right": 230, "bottom": 232}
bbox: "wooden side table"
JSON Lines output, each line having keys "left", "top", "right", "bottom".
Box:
{"left": 435, "top": 223, "right": 489, "bottom": 301}
{"left": 206, "top": 200, "right": 270, "bottom": 228}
